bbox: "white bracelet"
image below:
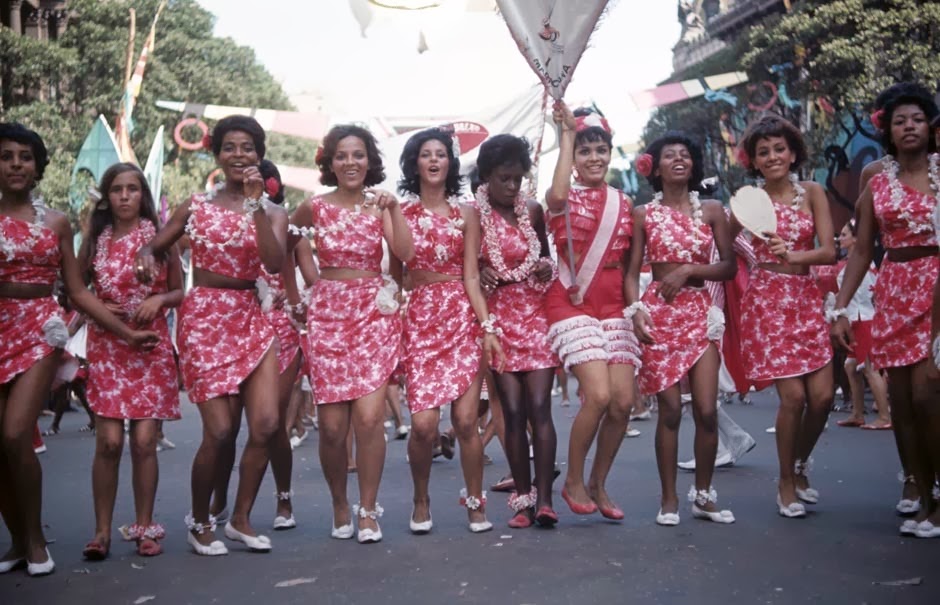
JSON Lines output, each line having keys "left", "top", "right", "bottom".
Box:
{"left": 480, "top": 314, "right": 502, "bottom": 336}
{"left": 623, "top": 301, "right": 650, "bottom": 321}
{"left": 243, "top": 193, "right": 268, "bottom": 214}
{"left": 824, "top": 307, "right": 850, "bottom": 324}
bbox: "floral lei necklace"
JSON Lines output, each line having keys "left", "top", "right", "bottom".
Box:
{"left": 649, "top": 190, "right": 706, "bottom": 261}
{"left": 184, "top": 183, "right": 267, "bottom": 250}
{"left": 475, "top": 183, "right": 541, "bottom": 282}
{"left": 0, "top": 192, "right": 48, "bottom": 261}
{"left": 94, "top": 220, "right": 157, "bottom": 315}
{"left": 882, "top": 153, "right": 940, "bottom": 237}
{"left": 404, "top": 193, "right": 465, "bottom": 262}
{"left": 757, "top": 172, "right": 807, "bottom": 243}
{"left": 289, "top": 192, "right": 375, "bottom": 240}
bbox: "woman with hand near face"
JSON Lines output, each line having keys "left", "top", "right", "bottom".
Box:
{"left": 626, "top": 133, "right": 737, "bottom": 526}
{"left": 135, "top": 115, "right": 288, "bottom": 556}
{"left": 395, "top": 127, "right": 501, "bottom": 534}
{"left": 545, "top": 103, "right": 641, "bottom": 520}
{"left": 288, "top": 124, "right": 413, "bottom": 544}
{"left": 0, "top": 124, "right": 158, "bottom": 577}
{"left": 78, "top": 163, "right": 183, "bottom": 559}
{"left": 832, "top": 83, "right": 940, "bottom": 537}
{"left": 736, "top": 115, "right": 836, "bottom": 519}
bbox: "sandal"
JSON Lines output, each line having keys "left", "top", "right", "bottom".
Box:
{"left": 127, "top": 523, "right": 165, "bottom": 557}
{"left": 490, "top": 475, "right": 515, "bottom": 492}
{"left": 860, "top": 422, "right": 892, "bottom": 430}
{"left": 136, "top": 538, "right": 163, "bottom": 557}
{"left": 82, "top": 539, "right": 109, "bottom": 561}
{"left": 836, "top": 418, "right": 865, "bottom": 428}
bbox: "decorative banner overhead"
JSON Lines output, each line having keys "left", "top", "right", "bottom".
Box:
{"left": 143, "top": 125, "right": 165, "bottom": 209}
{"left": 629, "top": 71, "right": 749, "bottom": 111}
{"left": 70, "top": 116, "right": 121, "bottom": 212}
{"left": 156, "top": 100, "right": 330, "bottom": 141}
{"left": 495, "top": 0, "right": 610, "bottom": 100}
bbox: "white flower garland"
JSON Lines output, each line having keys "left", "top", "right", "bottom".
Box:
{"left": 403, "top": 194, "right": 466, "bottom": 262}
{"left": 475, "top": 184, "right": 541, "bottom": 283}
{"left": 648, "top": 190, "right": 707, "bottom": 262}
{"left": 0, "top": 192, "right": 47, "bottom": 261}
{"left": 289, "top": 193, "right": 376, "bottom": 240}
{"left": 94, "top": 221, "right": 157, "bottom": 316}
{"left": 757, "top": 173, "right": 805, "bottom": 244}
{"left": 882, "top": 153, "right": 940, "bottom": 237}
{"left": 184, "top": 183, "right": 270, "bottom": 250}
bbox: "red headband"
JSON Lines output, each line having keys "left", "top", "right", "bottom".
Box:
{"left": 575, "top": 114, "right": 611, "bottom": 134}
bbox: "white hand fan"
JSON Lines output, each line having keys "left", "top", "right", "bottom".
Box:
{"left": 731, "top": 186, "right": 777, "bottom": 240}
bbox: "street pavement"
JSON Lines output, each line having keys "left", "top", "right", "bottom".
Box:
{"left": 0, "top": 386, "right": 935, "bottom": 605}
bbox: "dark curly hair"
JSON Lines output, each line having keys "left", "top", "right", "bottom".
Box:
{"left": 210, "top": 115, "right": 266, "bottom": 159}
{"left": 0, "top": 122, "right": 50, "bottom": 183}
{"left": 398, "top": 127, "right": 463, "bottom": 197}
{"left": 873, "top": 82, "right": 939, "bottom": 155}
{"left": 259, "top": 159, "right": 285, "bottom": 205}
{"left": 573, "top": 107, "right": 613, "bottom": 149}
{"left": 740, "top": 115, "right": 807, "bottom": 178}
{"left": 476, "top": 134, "right": 532, "bottom": 182}
{"left": 317, "top": 124, "right": 385, "bottom": 187}
{"left": 643, "top": 131, "right": 704, "bottom": 193}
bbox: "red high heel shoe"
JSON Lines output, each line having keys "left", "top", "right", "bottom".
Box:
{"left": 508, "top": 510, "right": 533, "bottom": 528}
{"left": 561, "top": 488, "right": 597, "bottom": 515}
{"left": 597, "top": 503, "right": 624, "bottom": 521}
{"left": 534, "top": 506, "right": 558, "bottom": 527}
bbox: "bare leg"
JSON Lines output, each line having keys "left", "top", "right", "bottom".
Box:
{"left": 523, "top": 369, "right": 556, "bottom": 510}
{"left": 564, "top": 360, "right": 611, "bottom": 507}
{"left": 654, "top": 386, "right": 682, "bottom": 514}
{"left": 209, "top": 397, "right": 242, "bottom": 518}
{"left": 269, "top": 352, "right": 301, "bottom": 521}
{"left": 190, "top": 397, "right": 236, "bottom": 547}
{"left": 910, "top": 362, "right": 940, "bottom": 525}
{"left": 795, "top": 363, "right": 834, "bottom": 493}
{"left": 350, "top": 386, "right": 389, "bottom": 532}
{"left": 843, "top": 359, "right": 867, "bottom": 424}
{"left": 451, "top": 372, "right": 487, "bottom": 524}
{"left": 90, "top": 417, "right": 125, "bottom": 549}
{"left": 407, "top": 407, "right": 442, "bottom": 524}
{"left": 689, "top": 345, "right": 721, "bottom": 512}
{"left": 588, "top": 363, "right": 636, "bottom": 511}
{"left": 318, "top": 403, "right": 352, "bottom": 529}
{"left": 774, "top": 376, "right": 808, "bottom": 507}
{"left": 129, "top": 419, "right": 159, "bottom": 549}
{"left": 862, "top": 364, "right": 891, "bottom": 427}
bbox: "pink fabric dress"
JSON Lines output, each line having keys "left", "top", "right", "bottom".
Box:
{"left": 401, "top": 200, "right": 480, "bottom": 413}
{"left": 177, "top": 195, "right": 275, "bottom": 403}
{"left": 740, "top": 202, "right": 832, "bottom": 382}
{"left": 480, "top": 209, "right": 557, "bottom": 373}
{"left": 259, "top": 269, "right": 302, "bottom": 375}
{"left": 86, "top": 221, "right": 180, "bottom": 420}
{"left": 304, "top": 197, "right": 401, "bottom": 404}
{"left": 869, "top": 171, "right": 939, "bottom": 369}
{"left": 544, "top": 185, "right": 640, "bottom": 369}
{"left": 638, "top": 202, "right": 718, "bottom": 395}
{"left": 0, "top": 213, "right": 64, "bottom": 385}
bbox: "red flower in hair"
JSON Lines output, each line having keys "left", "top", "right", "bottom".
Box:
{"left": 635, "top": 153, "right": 653, "bottom": 178}
{"left": 315, "top": 146, "right": 325, "bottom": 165}
{"left": 202, "top": 132, "right": 212, "bottom": 150}
{"left": 264, "top": 177, "right": 280, "bottom": 198}
{"left": 735, "top": 146, "right": 752, "bottom": 170}
{"left": 870, "top": 108, "right": 885, "bottom": 130}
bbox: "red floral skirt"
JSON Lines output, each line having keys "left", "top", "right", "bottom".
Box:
{"left": 488, "top": 282, "right": 557, "bottom": 373}
{"left": 178, "top": 287, "right": 274, "bottom": 403}
{"left": 740, "top": 269, "right": 832, "bottom": 382}
{"left": 638, "top": 284, "right": 715, "bottom": 395}
{"left": 306, "top": 277, "right": 401, "bottom": 405}
{"left": 871, "top": 256, "right": 938, "bottom": 370}
{"left": 86, "top": 313, "right": 180, "bottom": 420}
{"left": 266, "top": 307, "right": 302, "bottom": 375}
{"left": 0, "top": 296, "right": 63, "bottom": 385}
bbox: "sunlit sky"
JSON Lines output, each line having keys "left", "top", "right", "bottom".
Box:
{"left": 194, "top": 0, "right": 681, "bottom": 148}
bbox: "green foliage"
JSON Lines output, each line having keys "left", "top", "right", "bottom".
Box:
{"left": 1, "top": 0, "right": 300, "bottom": 224}
{"left": 743, "top": 0, "right": 940, "bottom": 109}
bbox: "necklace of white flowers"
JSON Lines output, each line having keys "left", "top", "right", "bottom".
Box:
{"left": 475, "top": 183, "right": 541, "bottom": 282}
{"left": 184, "top": 182, "right": 270, "bottom": 250}
{"left": 756, "top": 172, "right": 806, "bottom": 243}
{"left": 0, "top": 191, "right": 47, "bottom": 261}
{"left": 649, "top": 190, "right": 706, "bottom": 261}
{"left": 288, "top": 192, "right": 375, "bottom": 240}
{"left": 405, "top": 193, "right": 466, "bottom": 261}
{"left": 94, "top": 220, "right": 156, "bottom": 315}
{"left": 882, "top": 153, "right": 940, "bottom": 237}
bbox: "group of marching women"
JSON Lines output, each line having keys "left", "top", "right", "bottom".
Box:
{"left": 2, "top": 81, "right": 939, "bottom": 575}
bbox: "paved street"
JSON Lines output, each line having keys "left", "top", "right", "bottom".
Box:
{"left": 1, "top": 387, "right": 935, "bottom": 605}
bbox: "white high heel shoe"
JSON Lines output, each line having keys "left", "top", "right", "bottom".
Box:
{"left": 688, "top": 486, "right": 735, "bottom": 524}
{"left": 460, "top": 489, "right": 493, "bottom": 533}
{"left": 185, "top": 513, "right": 228, "bottom": 556}
{"left": 0, "top": 556, "right": 26, "bottom": 574}
{"left": 353, "top": 503, "right": 384, "bottom": 544}
{"left": 899, "top": 519, "right": 919, "bottom": 536}
{"left": 655, "top": 509, "right": 680, "bottom": 526}
{"left": 26, "top": 548, "right": 54, "bottom": 577}
{"left": 409, "top": 507, "right": 433, "bottom": 534}
{"left": 794, "top": 458, "right": 819, "bottom": 504}
{"left": 224, "top": 522, "right": 272, "bottom": 552}
{"left": 914, "top": 520, "right": 940, "bottom": 538}
{"left": 776, "top": 494, "right": 806, "bottom": 518}
{"left": 273, "top": 490, "right": 297, "bottom": 530}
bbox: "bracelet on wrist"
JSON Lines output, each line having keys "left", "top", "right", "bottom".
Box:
{"left": 243, "top": 193, "right": 269, "bottom": 214}
{"left": 480, "top": 314, "right": 503, "bottom": 337}
{"left": 824, "top": 307, "right": 850, "bottom": 324}
{"left": 623, "top": 301, "right": 650, "bottom": 321}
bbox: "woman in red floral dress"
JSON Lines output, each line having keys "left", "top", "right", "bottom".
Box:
{"left": 832, "top": 83, "right": 940, "bottom": 537}
{"left": 625, "top": 133, "right": 736, "bottom": 526}
{"left": 396, "top": 127, "right": 500, "bottom": 534}
{"left": 136, "top": 116, "right": 288, "bottom": 556}
{"left": 472, "top": 134, "right": 559, "bottom": 528}
{"left": 78, "top": 163, "right": 182, "bottom": 559}
{"left": 544, "top": 102, "right": 640, "bottom": 520}
{"left": 735, "top": 115, "right": 836, "bottom": 519}
{"left": 288, "top": 124, "right": 414, "bottom": 544}
{"left": 0, "top": 124, "right": 158, "bottom": 577}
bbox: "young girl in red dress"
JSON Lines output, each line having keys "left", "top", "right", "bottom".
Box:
{"left": 136, "top": 116, "right": 288, "bottom": 555}
{"left": 396, "top": 127, "right": 499, "bottom": 534}
{"left": 0, "top": 124, "right": 157, "bottom": 577}
{"left": 626, "top": 132, "right": 737, "bottom": 526}
{"left": 544, "top": 102, "right": 640, "bottom": 520}
{"left": 78, "top": 163, "right": 183, "bottom": 559}
{"left": 736, "top": 116, "right": 836, "bottom": 519}
{"left": 832, "top": 83, "right": 940, "bottom": 537}
{"left": 288, "top": 124, "right": 414, "bottom": 544}
{"left": 473, "top": 134, "right": 559, "bottom": 528}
